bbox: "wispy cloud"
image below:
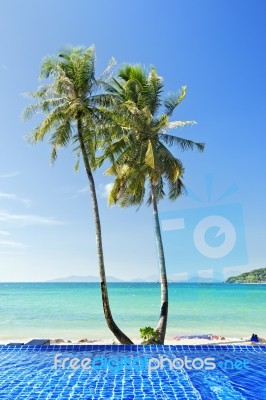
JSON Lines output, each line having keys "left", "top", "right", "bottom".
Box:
{"left": 72, "top": 183, "right": 113, "bottom": 200}
{"left": 0, "top": 230, "right": 27, "bottom": 250}
{"left": 0, "top": 250, "right": 19, "bottom": 256}
{"left": 70, "top": 186, "right": 88, "bottom": 199}
{"left": 0, "top": 212, "right": 61, "bottom": 226}
{"left": 0, "top": 192, "right": 31, "bottom": 207}
{"left": 98, "top": 183, "right": 113, "bottom": 198}
{"left": 0, "top": 239, "right": 28, "bottom": 249}
{"left": 0, "top": 172, "right": 21, "bottom": 179}
{"left": 0, "top": 230, "right": 10, "bottom": 236}
{"left": 78, "top": 186, "right": 88, "bottom": 194}
{"left": 0, "top": 193, "right": 14, "bottom": 200}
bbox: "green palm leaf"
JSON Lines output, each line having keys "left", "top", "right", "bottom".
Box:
{"left": 164, "top": 86, "right": 187, "bottom": 116}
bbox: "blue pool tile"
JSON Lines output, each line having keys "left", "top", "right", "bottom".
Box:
{"left": 0, "top": 345, "right": 265, "bottom": 399}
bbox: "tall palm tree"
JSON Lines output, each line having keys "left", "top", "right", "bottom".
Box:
{"left": 23, "top": 46, "right": 133, "bottom": 344}
{"left": 100, "top": 65, "right": 204, "bottom": 343}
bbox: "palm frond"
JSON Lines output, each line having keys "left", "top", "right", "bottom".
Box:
{"left": 145, "top": 140, "right": 156, "bottom": 169}
{"left": 145, "top": 67, "right": 163, "bottom": 114}
{"left": 161, "top": 132, "right": 205, "bottom": 152}
{"left": 164, "top": 86, "right": 187, "bottom": 116}
{"left": 97, "top": 57, "right": 116, "bottom": 83}
{"left": 167, "top": 177, "right": 187, "bottom": 200}
{"left": 49, "top": 119, "right": 72, "bottom": 163}
{"left": 162, "top": 120, "right": 197, "bottom": 131}
{"left": 40, "top": 57, "right": 60, "bottom": 79}
{"left": 74, "top": 154, "right": 80, "bottom": 172}
{"left": 23, "top": 98, "right": 65, "bottom": 121}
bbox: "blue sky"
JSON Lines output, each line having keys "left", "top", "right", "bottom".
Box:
{"left": 0, "top": 0, "right": 265, "bottom": 281}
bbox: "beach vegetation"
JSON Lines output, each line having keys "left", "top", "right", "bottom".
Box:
{"left": 140, "top": 326, "right": 160, "bottom": 344}
{"left": 226, "top": 267, "right": 266, "bottom": 283}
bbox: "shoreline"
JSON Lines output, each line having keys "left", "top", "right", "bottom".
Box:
{"left": 1, "top": 336, "right": 264, "bottom": 346}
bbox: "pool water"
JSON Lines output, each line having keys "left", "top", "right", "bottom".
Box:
{"left": 0, "top": 345, "right": 265, "bottom": 399}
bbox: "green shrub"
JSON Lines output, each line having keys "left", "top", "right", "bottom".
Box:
{"left": 140, "top": 326, "right": 159, "bottom": 344}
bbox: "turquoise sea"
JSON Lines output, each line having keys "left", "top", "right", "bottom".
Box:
{"left": 0, "top": 283, "right": 265, "bottom": 341}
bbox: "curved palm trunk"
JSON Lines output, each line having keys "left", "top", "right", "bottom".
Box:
{"left": 77, "top": 121, "right": 133, "bottom": 344}
{"left": 151, "top": 183, "right": 168, "bottom": 344}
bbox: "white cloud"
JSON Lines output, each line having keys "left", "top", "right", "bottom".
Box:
{"left": 0, "top": 230, "right": 10, "bottom": 236}
{"left": 0, "top": 172, "right": 21, "bottom": 179}
{"left": 0, "top": 193, "right": 15, "bottom": 200}
{"left": 0, "top": 192, "right": 32, "bottom": 207}
{"left": 0, "top": 239, "right": 27, "bottom": 249}
{"left": 0, "top": 251, "right": 18, "bottom": 256}
{"left": 98, "top": 183, "right": 113, "bottom": 198}
{"left": 78, "top": 186, "right": 88, "bottom": 193}
{"left": 69, "top": 186, "right": 89, "bottom": 199}
{"left": 0, "top": 212, "right": 61, "bottom": 226}
{"left": 72, "top": 183, "right": 113, "bottom": 200}
{"left": 22, "top": 198, "right": 32, "bottom": 207}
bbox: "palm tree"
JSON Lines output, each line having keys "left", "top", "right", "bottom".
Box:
{"left": 23, "top": 46, "right": 133, "bottom": 344}
{"left": 100, "top": 65, "right": 204, "bottom": 343}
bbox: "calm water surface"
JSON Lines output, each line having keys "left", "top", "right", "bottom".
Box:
{"left": 0, "top": 283, "right": 265, "bottom": 341}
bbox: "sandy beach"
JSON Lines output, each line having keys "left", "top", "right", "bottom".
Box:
{"left": 1, "top": 336, "right": 264, "bottom": 346}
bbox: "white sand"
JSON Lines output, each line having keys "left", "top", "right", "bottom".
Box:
{"left": 0, "top": 336, "right": 261, "bottom": 346}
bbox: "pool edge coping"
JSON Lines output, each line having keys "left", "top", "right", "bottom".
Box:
{"left": 0, "top": 344, "right": 266, "bottom": 351}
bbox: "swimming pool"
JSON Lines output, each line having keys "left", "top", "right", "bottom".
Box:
{"left": 0, "top": 345, "right": 265, "bottom": 399}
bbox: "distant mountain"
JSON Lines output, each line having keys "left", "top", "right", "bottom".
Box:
{"left": 47, "top": 275, "right": 124, "bottom": 283}
{"left": 130, "top": 278, "right": 148, "bottom": 282}
{"left": 226, "top": 268, "right": 266, "bottom": 283}
{"left": 167, "top": 275, "right": 222, "bottom": 283}
{"left": 47, "top": 274, "right": 222, "bottom": 283}
{"left": 187, "top": 276, "right": 222, "bottom": 283}
{"left": 142, "top": 275, "right": 160, "bottom": 282}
